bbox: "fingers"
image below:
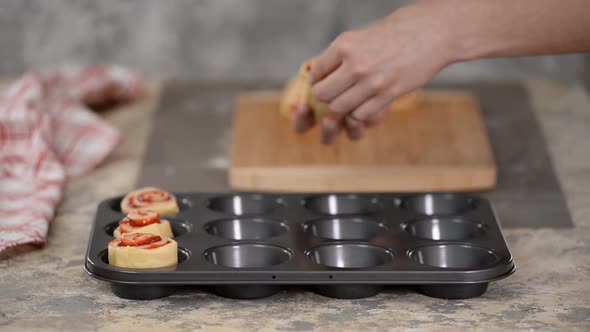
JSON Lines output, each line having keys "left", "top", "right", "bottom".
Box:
{"left": 344, "top": 116, "right": 366, "bottom": 141}
{"left": 312, "top": 60, "right": 391, "bottom": 118}
{"left": 327, "top": 79, "right": 378, "bottom": 116}
{"left": 309, "top": 47, "right": 342, "bottom": 85}
{"left": 293, "top": 103, "right": 315, "bottom": 134}
{"left": 364, "top": 108, "right": 389, "bottom": 127}
{"left": 320, "top": 116, "right": 342, "bottom": 145}
{"left": 317, "top": 110, "right": 386, "bottom": 144}
{"left": 309, "top": 31, "right": 357, "bottom": 84}
{"left": 319, "top": 115, "right": 369, "bottom": 144}
{"left": 349, "top": 93, "right": 393, "bottom": 122}
{"left": 311, "top": 64, "right": 356, "bottom": 104}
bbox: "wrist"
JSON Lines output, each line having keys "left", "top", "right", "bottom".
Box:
{"left": 413, "top": 0, "right": 496, "bottom": 64}
{"left": 395, "top": 0, "right": 479, "bottom": 66}
{"left": 442, "top": 1, "right": 509, "bottom": 63}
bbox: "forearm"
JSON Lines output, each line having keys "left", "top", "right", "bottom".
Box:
{"left": 420, "top": 0, "right": 590, "bottom": 62}
{"left": 303, "top": 0, "right": 590, "bottom": 142}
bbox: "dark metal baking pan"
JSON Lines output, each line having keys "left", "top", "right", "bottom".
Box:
{"left": 85, "top": 192, "right": 515, "bottom": 300}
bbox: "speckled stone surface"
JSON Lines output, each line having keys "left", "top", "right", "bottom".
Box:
{"left": 1, "top": 80, "right": 589, "bottom": 332}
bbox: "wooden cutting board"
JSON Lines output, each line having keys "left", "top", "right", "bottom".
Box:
{"left": 230, "top": 90, "right": 496, "bottom": 192}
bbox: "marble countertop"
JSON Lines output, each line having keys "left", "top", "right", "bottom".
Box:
{"left": 1, "top": 80, "right": 589, "bottom": 332}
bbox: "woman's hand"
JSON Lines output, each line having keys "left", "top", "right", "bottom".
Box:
{"left": 296, "top": 0, "right": 590, "bottom": 144}
{"left": 292, "top": 99, "right": 388, "bottom": 144}
{"left": 296, "top": 1, "right": 458, "bottom": 144}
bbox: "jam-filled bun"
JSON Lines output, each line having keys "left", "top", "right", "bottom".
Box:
{"left": 113, "top": 210, "right": 174, "bottom": 239}
{"left": 121, "top": 187, "right": 179, "bottom": 215}
{"left": 108, "top": 233, "right": 178, "bottom": 269}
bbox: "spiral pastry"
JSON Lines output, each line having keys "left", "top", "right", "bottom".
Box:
{"left": 108, "top": 233, "right": 178, "bottom": 269}
{"left": 113, "top": 210, "right": 174, "bottom": 239}
{"left": 121, "top": 187, "right": 179, "bottom": 215}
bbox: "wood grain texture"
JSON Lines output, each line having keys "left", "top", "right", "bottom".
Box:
{"left": 230, "top": 90, "right": 496, "bottom": 192}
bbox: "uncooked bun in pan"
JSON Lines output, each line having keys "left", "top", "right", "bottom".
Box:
{"left": 121, "top": 187, "right": 179, "bottom": 215}
{"left": 113, "top": 210, "right": 174, "bottom": 239}
{"left": 108, "top": 233, "right": 178, "bottom": 269}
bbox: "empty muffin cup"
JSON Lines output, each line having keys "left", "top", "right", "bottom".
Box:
{"left": 400, "top": 193, "right": 475, "bottom": 216}
{"left": 205, "top": 218, "right": 288, "bottom": 240}
{"left": 304, "top": 195, "right": 379, "bottom": 215}
{"left": 204, "top": 244, "right": 291, "bottom": 299}
{"left": 306, "top": 243, "right": 393, "bottom": 299}
{"left": 306, "top": 243, "right": 393, "bottom": 269}
{"left": 410, "top": 244, "right": 497, "bottom": 269}
{"left": 303, "top": 217, "right": 387, "bottom": 240}
{"left": 204, "top": 244, "right": 292, "bottom": 268}
{"left": 404, "top": 218, "right": 485, "bottom": 240}
{"left": 208, "top": 195, "right": 278, "bottom": 215}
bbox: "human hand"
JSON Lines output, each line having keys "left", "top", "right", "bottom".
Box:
{"left": 293, "top": 101, "right": 389, "bottom": 144}
{"left": 303, "top": 1, "right": 456, "bottom": 144}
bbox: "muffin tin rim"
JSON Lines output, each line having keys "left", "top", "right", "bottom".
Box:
{"left": 301, "top": 193, "right": 383, "bottom": 215}
{"left": 398, "top": 192, "right": 479, "bottom": 216}
{"left": 407, "top": 242, "right": 501, "bottom": 270}
{"left": 301, "top": 216, "right": 390, "bottom": 240}
{"left": 203, "top": 217, "right": 290, "bottom": 240}
{"left": 400, "top": 217, "right": 488, "bottom": 240}
{"left": 206, "top": 193, "right": 287, "bottom": 215}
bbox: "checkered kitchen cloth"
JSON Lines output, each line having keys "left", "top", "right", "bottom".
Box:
{"left": 0, "top": 66, "right": 143, "bottom": 255}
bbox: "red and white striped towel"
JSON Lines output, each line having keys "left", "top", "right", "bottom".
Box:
{"left": 0, "top": 66, "right": 144, "bottom": 255}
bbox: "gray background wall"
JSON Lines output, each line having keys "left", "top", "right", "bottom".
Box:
{"left": 1, "top": 0, "right": 588, "bottom": 82}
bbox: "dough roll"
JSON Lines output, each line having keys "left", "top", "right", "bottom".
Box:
{"left": 113, "top": 210, "right": 174, "bottom": 239}
{"left": 108, "top": 233, "right": 178, "bottom": 269}
{"left": 121, "top": 187, "right": 179, "bottom": 215}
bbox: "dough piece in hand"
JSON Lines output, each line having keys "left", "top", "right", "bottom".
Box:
{"left": 280, "top": 59, "right": 421, "bottom": 121}
{"left": 279, "top": 78, "right": 307, "bottom": 119}
{"left": 121, "top": 187, "right": 179, "bottom": 215}
{"left": 113, "top": 210, "right": 174, "bottom": 239}
{"left": 279, "top": 61, "right": 328, "bottom": 121}
{"left": 298, "top": 60, "right": 330, "bottom": 121}
{"left": 108, "top": 233, "right": 178, "bottom": 269}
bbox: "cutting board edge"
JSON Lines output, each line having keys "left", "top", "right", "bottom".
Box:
{"left": 230, "top": 166, "right": 497, "bottom": 192}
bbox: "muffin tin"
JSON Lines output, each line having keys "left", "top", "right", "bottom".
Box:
{"left": 84, "top": 192, "right": 515, "bottom": 300}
